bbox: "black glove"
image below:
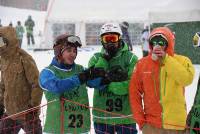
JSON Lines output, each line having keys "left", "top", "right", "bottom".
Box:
{"left": 78, "top": 66, "right": 106, "bottom": 84}
{"left": 0, "top": 104, "right": 5, "bottom": 118}
{"left": 101, "top": 65, "right": 128, "bottom": 85}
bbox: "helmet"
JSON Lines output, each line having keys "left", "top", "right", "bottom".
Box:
{"left": 121, "top": 21, "right": 129, "bottom": 29}
{"left": 100, "top": 23, "right": 122, "bottom": 37}
{"left": 193, "top": 32, "right": 200, "bottom": 47}
{"left": 53, "top": 34, "right": 82, "bottom": 59}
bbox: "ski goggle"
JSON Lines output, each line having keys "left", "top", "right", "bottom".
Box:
{"left": 101, "top": 34, "right": 119, "bottom": 44}
{"left": 149, "top": 34, "right": 168, "bottom": 47}
{"left": 0, "top": 36, "right": 8, "bottom": 48}
{"left": 55, "top": 35, "right": 82, "bottom": 47}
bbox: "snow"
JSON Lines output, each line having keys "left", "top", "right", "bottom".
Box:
{"left": 0, "top": 5, "right": 200, "bottom": 134}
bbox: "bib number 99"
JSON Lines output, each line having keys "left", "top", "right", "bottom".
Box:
{"left": 106, "top": 98, "right": 122, "bottom": 112}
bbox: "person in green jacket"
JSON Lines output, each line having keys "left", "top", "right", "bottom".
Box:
{"left": 15, "top": 21, "right": 25, "bottom": 48}
{"left": 25, "top": 15, "right": 35, "bottom": 45}
{"left": 186, "top": 32, "right": 200, "bottom": 134}
{"left": 39, "top": 34, "right": 107, "bottom": 134}
{"left": 88, "top": 22, "right": 138, "bottom": 134}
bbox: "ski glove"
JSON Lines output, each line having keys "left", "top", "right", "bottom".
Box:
{"left": 78, "top": 66, "right": 106, "bottom": 84}
{"left": 0, "top": 104, "right": 5, "bottom": 118}
{"left": 101, "top": 65, "right": 128, "bottom": 85}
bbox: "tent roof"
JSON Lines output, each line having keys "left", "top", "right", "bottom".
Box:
{"left": 47, "top": 0, "right": 200, "bottom": 23}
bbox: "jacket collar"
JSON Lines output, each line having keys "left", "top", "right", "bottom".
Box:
{"left": 50, "top": 57, "right": 75, "bottom": 71}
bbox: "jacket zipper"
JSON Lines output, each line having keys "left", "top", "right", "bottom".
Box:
{"left": 164, "top": 72, "right": 167, "bottom": 96}
{"left": 159, "top": 66, "right": 164, "bottom": 128}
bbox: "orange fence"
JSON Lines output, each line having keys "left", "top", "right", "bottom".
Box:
{"left": 0, "top": 98, "right": 199, "bottom": 134}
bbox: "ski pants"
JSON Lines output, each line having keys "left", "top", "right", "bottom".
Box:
{"left": 94, "top": 122, "right": 138, "bottom": 134}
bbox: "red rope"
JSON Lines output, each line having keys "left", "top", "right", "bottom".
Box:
{"left": 1, "top": 98, "right": 200, "bottom": 133}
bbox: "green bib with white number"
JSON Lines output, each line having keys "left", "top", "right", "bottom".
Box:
{"left": 43, "top": 64, "right": 90, "bottom": 134}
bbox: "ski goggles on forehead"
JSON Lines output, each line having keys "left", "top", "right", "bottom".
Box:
{"left": 55, "top": 35, "right": 82, "bottom": 47}
{"left": 0, "top": 36, "right": 8, "bottom": 47}
{"left": 67, "top": 36, "right": 82, "bottom": 45}
{"left": 102, "top": 34, "right": 119, "bottom": 44}
{"left": 149, "top": 34, "right": 168, "bottom": 47}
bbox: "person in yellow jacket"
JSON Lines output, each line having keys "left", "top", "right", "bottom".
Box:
{"left": 129, "top": 27, "right": 195, "bottom": 134}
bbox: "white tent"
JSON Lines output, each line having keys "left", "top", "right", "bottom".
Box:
{"left": 149, "top": 0, "right": 200, "bottom": 23}
{"left": 42, "top": 0, "right": 200, "bottom": 48}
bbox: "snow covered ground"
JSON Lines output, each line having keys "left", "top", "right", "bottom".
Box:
{"left": 1, "top": 5, "right": 200, "bottom": 134}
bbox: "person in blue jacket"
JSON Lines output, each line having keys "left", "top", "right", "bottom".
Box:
{"left": 39, "top": 34, "right": 106, "bottom": 134}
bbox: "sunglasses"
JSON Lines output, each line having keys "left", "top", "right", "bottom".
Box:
{"left": 55, "top": 35, "right": 82, "bottom": 47}
{"left": 102, "top": 34, "right": 119, "bottom": 44}
{"left": 149, "top": 34, "right": 168, "bottom": 47}
{"left": 0, "top": 36, "right": 8, "bottom": 47}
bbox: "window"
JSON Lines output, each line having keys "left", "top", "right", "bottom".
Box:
{"left": 51, "top": 23, "right": 75, "bottom": 40}
{"left": 86, "top": 23, "right": 103, "bottom": 45}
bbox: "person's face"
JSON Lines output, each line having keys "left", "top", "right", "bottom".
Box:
{"left": 61, "top": 46, "right": 77, "bottom": 65}
{"left": 101, "top": 33, "right": 120, "bottom": 49}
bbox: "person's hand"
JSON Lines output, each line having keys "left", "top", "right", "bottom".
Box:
{"left": 78, "top": 67, "right": 106, "bottom": 84}
{"left": 0, "top": 104, "right": 5, "bottom": 119}
{"left": 101, "top": 65, "right": 128, "bottom": 85}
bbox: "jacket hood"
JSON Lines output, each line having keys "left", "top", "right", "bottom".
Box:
{"left": 149, "top": 27, "right": 175, "bottom": 56}
{"left": 0, "top": 26, "right": 19, "bottom": 57}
